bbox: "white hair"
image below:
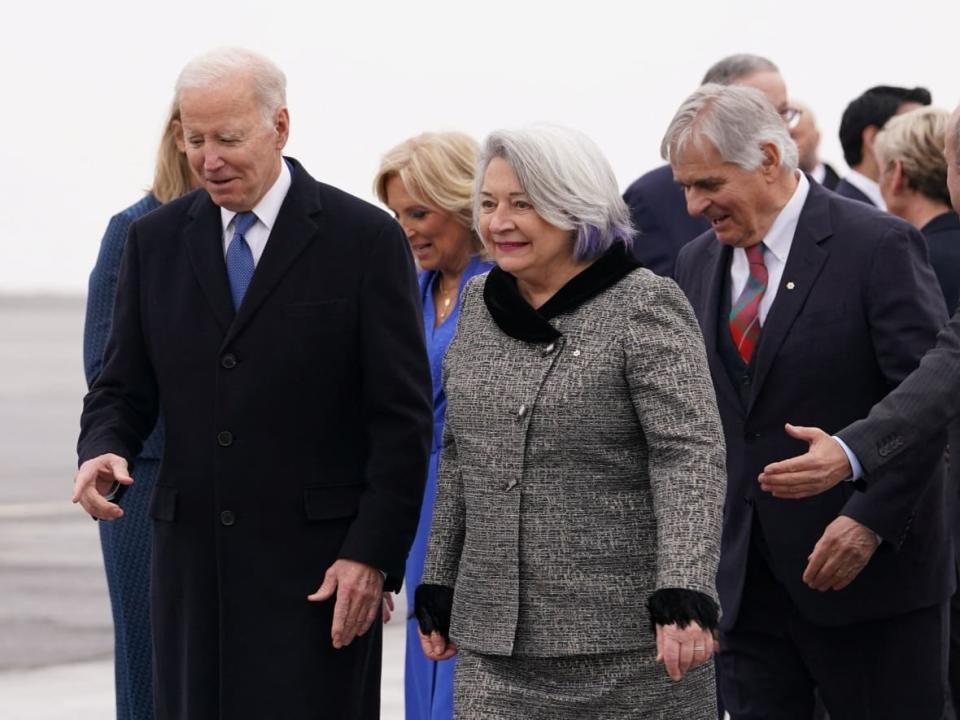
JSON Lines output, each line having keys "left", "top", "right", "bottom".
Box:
{"left": 475, "top": 125, "right": 633, "bottom": 261}
{"left": 661, "top": 83, "right": 799, "bottom": 172}
{"left": 175, "top": 47, "right": 286, "bottom": 126}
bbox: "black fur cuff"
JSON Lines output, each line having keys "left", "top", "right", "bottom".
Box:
{"left": 647, "top": 588, "right": 719, "bottom": 632}
{"left": 414, "top": 584, "right": 454, "bottom": 639}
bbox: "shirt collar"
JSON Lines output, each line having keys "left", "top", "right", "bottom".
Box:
{"left": 844, "top": 169, "right": 887, "bottom": 210}
{"left": 220, "top": 158, "right": 292, "bottom": 232}
{"left": 760, "top": 172, "right": 809, "bottom": 264}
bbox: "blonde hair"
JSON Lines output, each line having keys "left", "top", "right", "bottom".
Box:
{"left": 150, "top": 98, "right": 195, "bottom": 203}
{"left": 874, "top": 107, "right": 951, "bottom": 206}
{"left": 374, "top": 132, "right": 483, "bottom": 253}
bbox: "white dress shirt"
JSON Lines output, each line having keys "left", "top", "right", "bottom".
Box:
{"left": 220, "top": 159, "right": 292, "bottom": 267}
{"left": 811, "top": 163, "right": 826, "bottom": 185}
{"left": 729, "top": 173, "right": 810, "bottom": 323}
{"left": 843, "top": 169, "right": 887, "bottom": 211}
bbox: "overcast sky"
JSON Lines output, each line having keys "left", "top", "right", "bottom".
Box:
{"left": 2, "top": 0, "right": 956, "bottom": 293}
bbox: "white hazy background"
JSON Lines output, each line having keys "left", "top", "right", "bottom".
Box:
{"left": 2, "top": 0, "right": 957, "bottom": 294}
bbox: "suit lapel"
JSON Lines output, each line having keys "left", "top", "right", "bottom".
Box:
{"left": 184, "top": 192, "right": 235, "bottom": 334}
{"left": 699, "top": 240, "right": 742, "bottom": 414}
{"left": 223, "top": 159, "right": 323, "bottom": 347}
{"left": 747, "top": 184, "right": 833, "bottom": 413}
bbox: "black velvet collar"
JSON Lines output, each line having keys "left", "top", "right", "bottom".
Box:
{"left": 483, "top": 243, "right": 642, "bottom": 343}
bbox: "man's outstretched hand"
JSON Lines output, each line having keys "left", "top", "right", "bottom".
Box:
{"left": 759, "top": 424, "right": 852, "bottom": 499}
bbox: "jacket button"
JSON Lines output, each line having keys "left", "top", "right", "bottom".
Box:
{"left": 217, "top": 431, "right": 233, "bottom": 447}
{"left": 543, "top": 343, "right": 555, "bottom": 355}
{"left": 220, "top": 510, "right": 236, "bottom": 526}
{"left": 221, "top": 353, "right": 237, "bottom": 369}
{"left": 517, "top": 404, "right": 527, "bottom": 418}
{"left": 744, "top": 432, "right": 759, "bottom": 444}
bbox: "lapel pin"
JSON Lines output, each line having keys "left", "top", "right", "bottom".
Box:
{"left": 785, "top": 281, "right": 796, "bottom": 290}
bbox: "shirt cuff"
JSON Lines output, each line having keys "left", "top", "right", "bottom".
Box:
{"left": 832, "top": 436, "right": 863, "bottom": 482}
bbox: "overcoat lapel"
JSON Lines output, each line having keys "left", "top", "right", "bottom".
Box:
{"left": 224, "top": 160, "right": 324, "bottom": 347}
{"left": 184, "top": 192, "right": 235, "bottom": 335}
{"left": 747, "top": 184, "right": 833, "bottom": 413}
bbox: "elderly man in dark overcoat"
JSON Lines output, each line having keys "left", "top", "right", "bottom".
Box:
{"left": 73, "top": 47, "right": 432, "bottom": 719}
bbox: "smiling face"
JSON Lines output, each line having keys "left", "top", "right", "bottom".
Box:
{"left": 180, "top": 74, "right": 289, "bottom": 212}
{"left": 478, "top": 157, "right": 577, "bottom": 287}
{"left": 384, "top": 175, "right": 473, "bottom": 274}
{"left": 672, "top": 139, "right": 782, "bottom": 248}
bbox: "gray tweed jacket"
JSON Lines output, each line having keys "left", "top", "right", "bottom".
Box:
{"left": 422, "top": 268, "right": 726, "bottom": 657}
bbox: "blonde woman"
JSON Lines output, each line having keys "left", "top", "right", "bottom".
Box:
{"left": 374, "top": 132, "right": 493, "bottom": 720}
{"left": 82, "top": 97, "right": 196, "bottom": 720}
{"left": 876, "top": 106, "right": 960, "bottom": 311}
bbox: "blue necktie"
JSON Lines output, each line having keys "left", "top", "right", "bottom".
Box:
{"left": 226, "top": 211, "right": 258, "bottom": 310}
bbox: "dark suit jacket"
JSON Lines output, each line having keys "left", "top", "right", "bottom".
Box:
{"left": 923, "top": 211, "right": 960, "bottom": 314}
{"left": 675, "top": 181, "right": 953, "bottom": 632}
{"left": 623, "top": 164, "right": 708, "bottom": 277}
{"left": 820, "top": 163, "right": 841, "bottom": 191}
{"left": 78, "top": 158, "right": 433, "bottom": 719}
{"left": 833, "top": 177, "right": 877, "bottom": 206}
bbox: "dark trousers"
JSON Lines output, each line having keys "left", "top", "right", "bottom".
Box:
{"left": 719, "top": 549, "right": 948, "bottom": 720}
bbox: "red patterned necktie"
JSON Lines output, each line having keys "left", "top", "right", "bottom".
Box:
{"left": 729, "top": 243, "right": 768, "bottom": 363}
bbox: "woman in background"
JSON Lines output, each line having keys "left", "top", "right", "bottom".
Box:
{"left": 416, "top": 125, "right": 726, "bottom": 719}
{"left": 82, "top": 98, "right": 196, "bottom": 720}
{"left": 374, "top": 131, "right": 493, "bottom": 720}
{"left": 875, "top": 106, "right": 960, "bottom": 312}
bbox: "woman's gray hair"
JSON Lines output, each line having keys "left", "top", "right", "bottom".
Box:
{"left": 475, "top": 125, "right": 633, "bottom": 261}
{"left": 175, "top": 47, "right": 286, "bottom": 126}
{"left": 660, "top": 84, "right": 799, "bottom": 172}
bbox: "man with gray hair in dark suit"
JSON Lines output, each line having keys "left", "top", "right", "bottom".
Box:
{"left": 623, "top": 53, "right": 800, "bottom": 277}
{"left": 670, "top": 82, "right": 952, "bottom": 719}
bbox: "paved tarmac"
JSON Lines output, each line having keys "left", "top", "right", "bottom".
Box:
{"left": 0, "top": 295, "right": 407, "bottom": 719}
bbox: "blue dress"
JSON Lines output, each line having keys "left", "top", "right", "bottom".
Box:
{"left": 405, "top": 256, "right": 493, "bottom": 720}
{"left": 83, "top": 194, "right": 164, "bottom": 720}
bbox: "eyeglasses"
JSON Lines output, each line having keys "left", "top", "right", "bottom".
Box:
{"left": 781, "top": 107, "right": 802, "bottom": 130}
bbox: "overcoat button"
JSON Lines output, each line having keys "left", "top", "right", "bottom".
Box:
{"left": 217, "top": 431, "right": 233, "bottom": 447}
{"left": 221, "top": 354, "right": 237, "bottom": 369}
{"left": 517, "top": 405, "right": 527, "bottom": 418}
{"left": 220, "top": 510, "right": 236, "bottom": 526}
{"left": 544, "top": 343, "right": 555, "bottom": 354}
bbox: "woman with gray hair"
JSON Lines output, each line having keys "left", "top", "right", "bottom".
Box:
{"left": 414, "top": 125, "right": 726, "bottom": 718}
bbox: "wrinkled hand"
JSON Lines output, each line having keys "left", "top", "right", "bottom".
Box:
{"left": 758, "top": 424, "right": 852, "bottom": 498}
{"left": 307, "top": 559, "right": 384, "bottom": 648}
{"left": 418, "top": 628, "right": 458, "bottom": 662}
{"left": 803, "top": 515, "right": 879, "bottom": 591}
{"left": 655, "top": 622, "right": 715, "bottom": 681}
{"left": 382, "top": 592, "right": 395, "bottom": 624}
{"left": 72, "top": 453, "right": 133, "bottom": 520}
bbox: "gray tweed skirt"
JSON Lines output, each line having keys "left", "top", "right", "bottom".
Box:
{"left": 454, "top": 648, "right": 716, "bottom": 719}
